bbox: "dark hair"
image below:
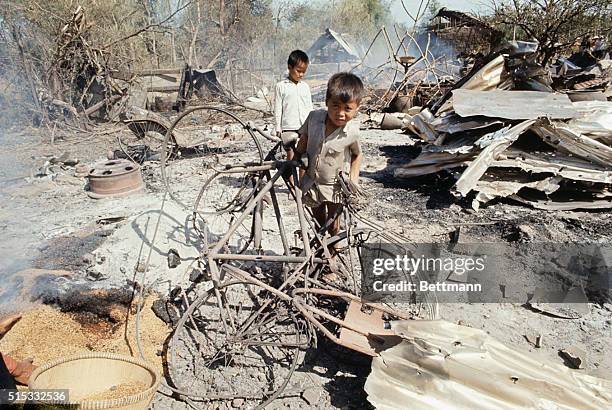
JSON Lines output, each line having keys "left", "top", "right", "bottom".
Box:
{"left": 288, "top": 50, "right": 309, "bottom": 67}
{"left": 325, "top": 72, "right": 365, "bottom": 103}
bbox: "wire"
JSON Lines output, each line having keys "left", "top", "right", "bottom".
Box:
{"left": 130, "top": 192, "right": 209, "bottom": 405}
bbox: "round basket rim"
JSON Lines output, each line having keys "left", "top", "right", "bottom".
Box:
{"left": 28, "top": 352, "right": 160, "bottom": 409}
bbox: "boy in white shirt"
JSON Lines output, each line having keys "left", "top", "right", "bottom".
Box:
{"left": 274, "top": 50, "right": 314, "bottom": 166}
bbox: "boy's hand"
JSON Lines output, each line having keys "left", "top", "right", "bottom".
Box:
{"left": 12, "top": 358, "right": 35, "bottom": 385}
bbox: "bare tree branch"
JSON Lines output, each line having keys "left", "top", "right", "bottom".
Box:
{"left": 102, "top": 1, "right": 191, "bottom": 50}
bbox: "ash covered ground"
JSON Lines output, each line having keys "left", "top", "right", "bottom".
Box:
{"left": 0, "top": 119, "right": 610, "bottom": 409}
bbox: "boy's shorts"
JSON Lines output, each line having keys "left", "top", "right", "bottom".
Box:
{"left": 281, "top": 131, "right": 299, "bottom": 150}
{"left": 302, "top": 183, "right": 343, "bottom": 208}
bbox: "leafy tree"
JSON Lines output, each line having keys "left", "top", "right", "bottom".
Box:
{"left": 332, "top": 0, "right": 393, "bottom": 41}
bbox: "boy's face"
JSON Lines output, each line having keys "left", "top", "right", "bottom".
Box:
{"left": 288, "top": 61, "right": 308, "bottom": 82}
{"left": 326, "top": 97, "right": 359, "bottom": 127}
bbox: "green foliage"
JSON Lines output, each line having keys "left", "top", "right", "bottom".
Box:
{"left": 332, "top": 0, "right": 392, "bottom": 41}
{"left": 264, "top": 0, "right": 394, "bottom": 71}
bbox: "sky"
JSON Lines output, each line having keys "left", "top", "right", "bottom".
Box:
{"left": 391, "top": 0, "right": 490, "bottom": 23}
{"left": 272, "top": 0, "right": 490, "bottom": 24}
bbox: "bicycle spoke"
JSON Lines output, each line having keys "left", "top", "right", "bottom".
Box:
{"left": 168, "top": 280, "right": 303, "bottom": 404}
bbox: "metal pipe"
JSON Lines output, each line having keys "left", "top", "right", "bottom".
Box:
{"left": 212, "top": 159, "right": 302, "bottom": 174}
{"left": 211, "top": 253, "right": 324, "bottom": 264}
{"left": 292, "top": 167, "right": 311, "bottom": 257}
{"left": 220, "top": 264, "right": 310, "bottom": 341}
{"left": 292, "top": 298, "right": 338, "bottom": 343}
{"left": 222, "top": 265, "right": 293, "bottom": 302}
{"left": 210, "top": 168, "right": 284, "bottom": 255}
{"left": 292, "top": 288, "right": 410, "bottom": 320}
{"left": 293, "top": 298, "right": 369, "bottom": 336}
{"left": 267, "top": 171, "right": 291, "bottom": 258}
{"left": 212, "top": 164, "right": 276, "bottom": 174}
{"left": 253, "top": 184, "right": 263, "bottom": 250}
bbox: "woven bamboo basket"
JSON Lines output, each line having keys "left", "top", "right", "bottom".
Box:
{"left": 28, "top": 352, "right": 160, "bottom": 409}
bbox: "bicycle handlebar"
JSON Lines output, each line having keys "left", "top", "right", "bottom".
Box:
{"left": 246, "top": 121, "right": 280, "bottom": 143}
